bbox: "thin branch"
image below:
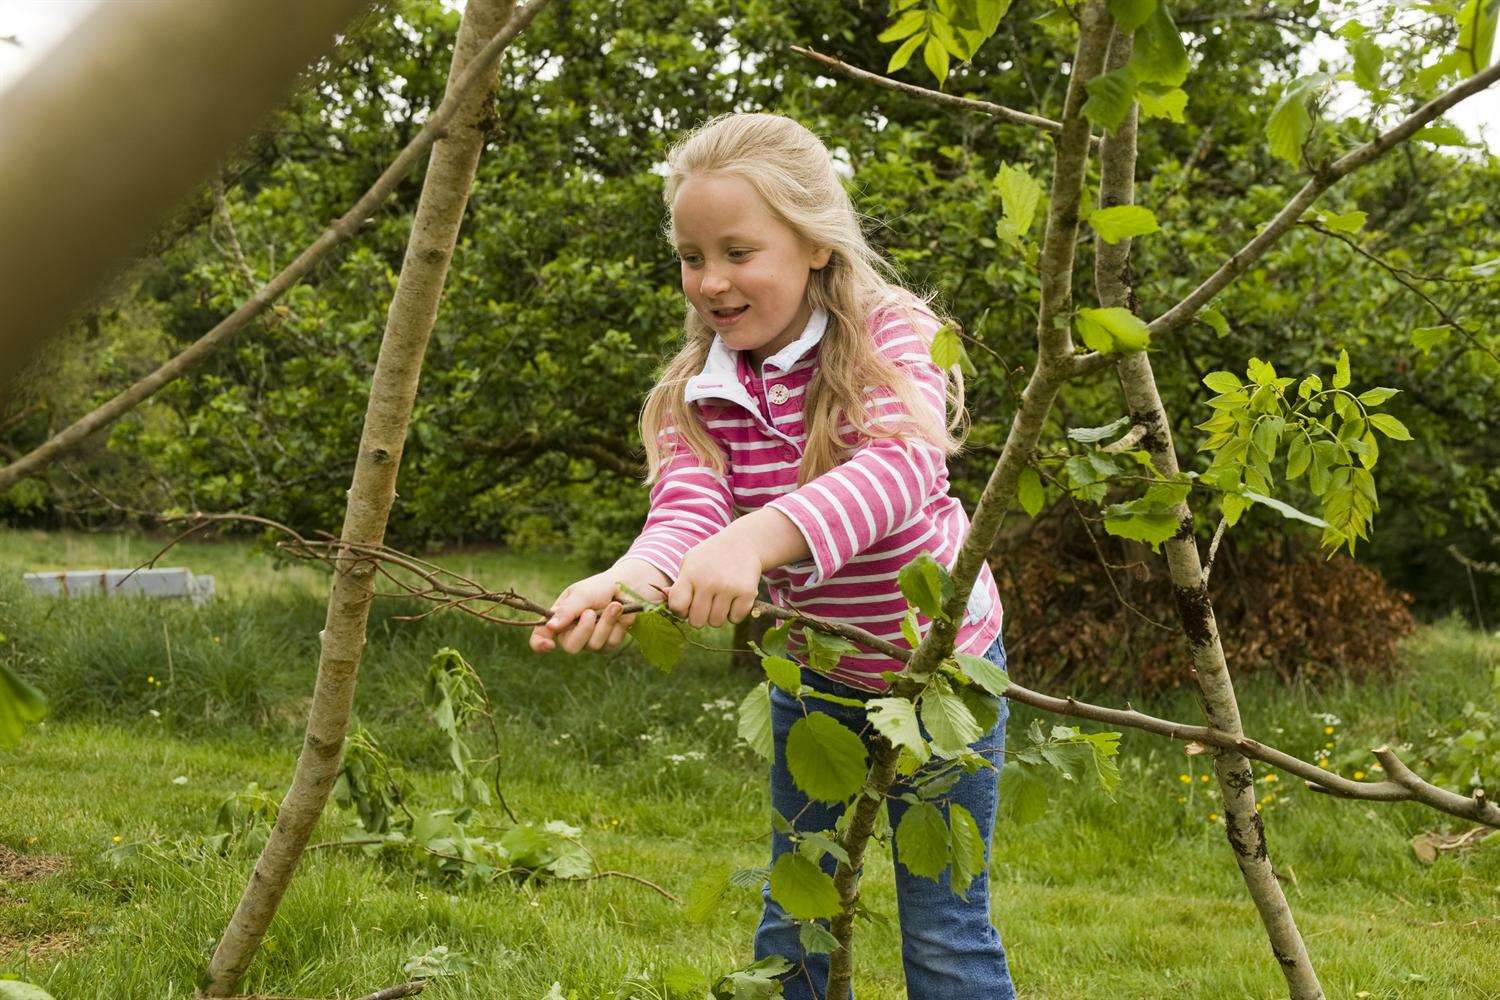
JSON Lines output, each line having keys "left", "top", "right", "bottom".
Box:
{"left": 787, "top": 44, "right": 1101, "bottom": 147}
{"left": 1148, "top": 60, "right": 1500, "bottom": 338}
{"left": 139, "top": 510, "right": 1500, "bottom": 833}
{"left": 1304, "top": 221, "right": 1500, "bottom": 367}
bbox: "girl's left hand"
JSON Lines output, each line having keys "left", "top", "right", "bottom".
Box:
{"left": 668, "top": 532, "right": 763, "bottom": 628}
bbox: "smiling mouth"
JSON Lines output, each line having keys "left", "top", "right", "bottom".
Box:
{"left": 711, "top": 305, "right": 749, "bottom": 317}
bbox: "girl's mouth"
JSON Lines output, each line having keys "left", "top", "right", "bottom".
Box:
{"left": 710, "top": 305, "right": 749, "bottom": 326}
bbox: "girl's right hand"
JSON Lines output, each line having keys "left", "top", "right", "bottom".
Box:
{"left": 529, "top": 560, "right": 669, "bottom": 655}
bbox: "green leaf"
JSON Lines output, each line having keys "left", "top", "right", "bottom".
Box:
{"left": 804, "top": 629, "right": 858, "bottom": 674}
{"left": 1103, "top": 508, "right": 1180, "bottom": 544}
{"left": 921, "top": 678, "right": 983, "bottom": 755}
{"left": 1350, "top": 35, "right": 1384, "bottom": 92}
{"left": 1075, "top": 307, "right": 1150, "bottom": 354}
{"left": 0, "top": 983, "right": 59, "bottom": 1000}
{"left": 762, "top": 656, "right": 802, "bottom": 694}
{"left": 1199, "top": 306, "right": 1230, "bottom": 337}
{"left": 898, "top": 552, "right": 954, "bottom": 622}
{"left": 994, "top": 162, "right": 1042, "bottom": 238}
{"left": 1108, "top": 0, "right": 1157, "bottom": 31}
{"left": 1265, "top": 74, "right": 1327, "bottom": 166}
{"left": 1068, "top": 415, "right": 1131, "bottom": 445}
{"left": 1411, "top": 326, "right": 1451, "bottom": 352}
{"left": 1138, "top": 83, "right": 1188, "bottom": 122}
{"left": 1457, "top": 0, "right": 1499, "bottom": 73}
{"left": 1088, "top": 204, "right": 1160, "bottom": 244}
{"left": 716, "top": 955, "right": 794, "bottom": 999}
{"left": 948, "top": 803, "right": 986, "bottom": 899}
{"left": 953, "top": 652, "right": 1011, "bottom": 698}
{"left": 930, "top": 325, "right": 976, "bottom": 376}
{"left": 867, "top": 697, "right": 930, "bottom": 762}
{"left": 997, "top": 760, "right": 1050, "bottom": 824}
{"left": 799, "top": 921, "right": 842, "bottom": 956}
{"left": 1357, "top": 387, "right": 1399, "bottom": 406}
{"left": 978, "top": 0, "right": 1013, "bottom": 35}
{"left": 0, "top": 661, "right": 48, "bottom": 750}
{"left": 895, "top": 802, "right": 950, "bottom": 879}
{"left": 1320, "top": 209, "right": 1367, "bottom": 234}
{"left": 787, "top": 714, "right": 869, "bottom": 802}
{"left": 1286, "top": 435, "right": 1311, "bottom": 479}
{"left": 1243, "top": 490, "right": 1329, "bottom": 527}
{"left": 1017, "top": 468, "right": 1044, "bottom": 516}
{"left": 1333, "top": 348, "right": 1351, "bottom": 389}
{"left": 738, "top": 682, "right": 773, "bottom": 760}
{"left": 887, "top": 32, "right": 925, "bottom": 74}
{"left": 923, "top": 35, "right": 950, "bottom": 85}
{"left": 1130, "top": 5, "right": 1189, "bottom": 85}
{"left": 629, "top": 609, "right": 685, "bottom": 671}
{"left": 1414, "top": 124, "right": 1470, "bottom": 146}
{"left": 1368, "top": 413, "right": 1413, "bottom": 440}
{"left": 1082, "top": 66, "right": 1138, "bottom": 130}
{"left": 879, "top": 9, "right": 926, "bottom": 42}
{"left": 769, "top": 852, "right": 841, "bottom": 919}
{"left": 1203, "top": 371, "right": 1242, "bottom": 394}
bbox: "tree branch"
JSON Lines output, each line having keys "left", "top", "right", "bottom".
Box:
{"left": 1148, "top": 61, "right": 1500, "bottom": 338}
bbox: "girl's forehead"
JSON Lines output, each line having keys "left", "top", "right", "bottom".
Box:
{"left": 672, "top": 173, "right": 782, "bottom": 244}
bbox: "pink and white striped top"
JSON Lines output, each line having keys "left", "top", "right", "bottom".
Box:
{"left": 622, "top": 291, "right": 1004, "bottom": 692}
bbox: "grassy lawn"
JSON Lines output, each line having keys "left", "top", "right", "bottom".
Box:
{"left": 1, "top": 528, "right": 1496, "bottom": 998}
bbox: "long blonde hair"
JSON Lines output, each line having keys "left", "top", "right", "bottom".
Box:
{"left": 641, "top": 111, "right": 968, "bottom": 486}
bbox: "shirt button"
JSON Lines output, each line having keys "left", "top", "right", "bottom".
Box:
{"left": 782, "top": 445, "right": 797, "bottom": 462}
{"left": 768, "top": 383, "right": 790, "bottom": 405}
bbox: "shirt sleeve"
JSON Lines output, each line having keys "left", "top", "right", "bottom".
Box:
{"left": 620, "top": 419, "right": 735, "bottom": 581}
{"left": 766, "top": 306, "right": 949, "bottom": 587}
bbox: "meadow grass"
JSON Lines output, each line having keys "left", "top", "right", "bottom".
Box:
{"left": 0, "top": 528, "right": 1496, "bottom": 999}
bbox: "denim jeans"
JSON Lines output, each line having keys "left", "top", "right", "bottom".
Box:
{"left": 753, "top": 635, "right": 1016, "bottom": 1000}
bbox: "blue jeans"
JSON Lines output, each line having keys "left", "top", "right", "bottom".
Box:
{"left": 753, "top": 635, "right": 1016, "bottom": 1000}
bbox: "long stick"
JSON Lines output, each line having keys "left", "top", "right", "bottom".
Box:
{"left": 0, "top": 0, "right": 550, "bottom": 494}
{"left": 198, "top": 1, "right": 527, "bottom": 992}
{"left": 0, "top": 0, "right": 371, "bottom": 385}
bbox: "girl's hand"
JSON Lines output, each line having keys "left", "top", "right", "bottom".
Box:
{"left": 530, "top": 560, "right": 668, "bottom": 655}
{"left": 668, "top": 533, "right": 763, "bottom": 628}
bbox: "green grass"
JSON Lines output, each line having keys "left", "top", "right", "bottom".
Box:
{"left": 1, "top": 528, "right": 1497, "bottom": 999}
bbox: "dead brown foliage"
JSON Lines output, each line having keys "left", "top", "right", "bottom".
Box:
{"left": 989, "top": 511, "right": 1416, "bottom": 695}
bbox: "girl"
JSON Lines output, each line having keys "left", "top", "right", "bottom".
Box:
{"left": 530, "top": 111, "right": 1015, "bottom": 1000}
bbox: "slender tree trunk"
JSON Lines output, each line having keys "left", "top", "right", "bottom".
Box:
{"left": 197, "top": 1, "right": 516, "bottom": 993}
{"left": 0, "top": 0, "right": 370, "bottom": 385}
{"left": 824, "top": 3, "right": 1116, "bottom": 996}
{"left": 1090, "top": 26, "right": 1324, "bottom": 1000}
{"left": 0, "top": 0, "right": 547, "bottom": 495}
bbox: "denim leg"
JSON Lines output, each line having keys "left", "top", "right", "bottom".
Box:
{"left": 753, "top": 683, "right": 864, "bottom": 1000}
{"left": 887, "top": 636, "right": 1017, "bottom": 1000}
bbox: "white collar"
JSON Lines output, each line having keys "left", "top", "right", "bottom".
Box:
{"left": 682, "top": 305, "right": 828, "bottom": 415}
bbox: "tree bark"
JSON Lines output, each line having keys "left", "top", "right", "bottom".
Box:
{"left": 197, "top": 0, "right": 517, "bottom": 993}
{"left": 0, "top": 0, "right": 370, "bottom": 386}
{"left": 1091, "top": 26, "right": 1323, "bottom": 1000}
{"left": 0, "top": 1, "right": 549, "bottom": 495}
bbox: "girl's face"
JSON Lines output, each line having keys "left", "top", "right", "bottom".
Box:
{"left": 672, "top": 173, "right": 831, "bottom": 366}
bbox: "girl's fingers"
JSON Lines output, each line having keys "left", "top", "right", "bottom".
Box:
{"left": 587, "top": 603, "right": 621, "bottom": 651}
{"left": 561, "top": 608, "right": 597, "bottom": 655}
{"left": 707, "top": 593, "right": 733, "bottom": 629}
{"left": 727, "top": 593, "right": 756, "bottom": 624}
{"left": 607, "top": 621, "right": 627, "bottom": 649}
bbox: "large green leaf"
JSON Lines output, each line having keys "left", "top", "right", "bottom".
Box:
{"left": 953, "top": 652, "right": 1011, "bottom": 698}
{"left": 0, "top": 983, "right": 58, "bottom": 1000}
{"left": 629, "top": 608, "right": 685, "bottom": 672}
{"left": 997, "top": 760, "right": 1050, "bottom": 824}
{"left": 0, "top": 662, "right": 47, "bottom": 750}
{"left": 1088, "top": 205, "right": 1160, "bottom": 244}
{"left": 761, "top": 656, "right": 802, "bottom": 694}
{"left": 895, "top": 802, "right": 950, "bottom": 879}
{"left": 768, "top": 852, "right": 841, "bottom": 919}
{"left": 1108, "top": 0, "right": 1157, "bottom": 31}
{"left": 948, "top": 803, "right": 986, "bottom": 899}
{"left": 1265, "top": 74, "right": 1327, "bottom": 166}
{"left": 1457, "top": 0, "right": 1498, "bottom": 73}
{"left": 1082, "top": 67, "right": 1137, "bottom": 130}
{"left": 786, "top": 714, "right": 869, "bottom": 802}
{"left": 866, "top": 697, "right": 930, "bottom": 761}
{"left": 1017, "top": 467, "right": 1044, "bottom": 516}
{"left": 1075, "top": 307, "right": 1150, "bottom": 353}
{"left": 898, "top": 552, "right": 953, "bottom": 621}
{"left": 920, "top": 678, "right": 983, "bottom": 755}
{"left": 738, "top": 682, "right": 772, "bottom": 760}
{"left": 994, "top": 162, "right": 1043, "bottom": 240}
{"left": 1137, "top": 83, "right": 1188, "bottom": 122}
{"left": 1130, "top": 5, "right": 1189, "bottom": 85}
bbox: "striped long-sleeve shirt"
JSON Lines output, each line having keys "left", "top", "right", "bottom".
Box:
{"left": 622, "top": 292, "right": 1004, "bottom": 692}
